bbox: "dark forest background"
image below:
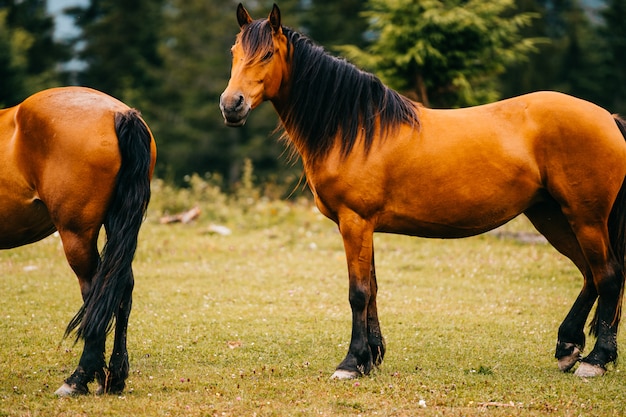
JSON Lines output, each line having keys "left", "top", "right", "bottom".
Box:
{"left": 1, "top": 0, "right": 625, "bottom": 192}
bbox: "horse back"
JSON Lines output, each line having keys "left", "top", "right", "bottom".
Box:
{"left": 416, "top": 91, "right": 626, "bottom": 181}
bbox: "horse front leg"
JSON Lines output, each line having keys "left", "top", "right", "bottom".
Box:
{"left": 331, "top": 217, "right": 378, "bottom": 379}
{"left": 367, "top": 247, "right": 385, "bottom": 366}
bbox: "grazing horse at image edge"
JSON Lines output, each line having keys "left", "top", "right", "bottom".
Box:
{"left": 0, "top": 87, "right": 157, "bottom": 395}
{"left": 221, "top": 4, "right": 626, "bottom": 379}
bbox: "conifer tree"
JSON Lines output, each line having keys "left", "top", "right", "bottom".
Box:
{"left": 339, "top": 0, "right": 539, "bottom": 108}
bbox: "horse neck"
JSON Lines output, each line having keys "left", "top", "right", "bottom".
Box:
{"left": 271, "top": 97, "right": 322, "bottom": 170}
{"left": 268, "top": 41, "right": 350, "bottom": 168}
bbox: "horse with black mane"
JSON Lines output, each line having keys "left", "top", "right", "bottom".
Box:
{"left": 0, "top": 87, "right": 157, "bottom": 395}
{"left": 221, "top": 4, "right": 626, "bottom": 379}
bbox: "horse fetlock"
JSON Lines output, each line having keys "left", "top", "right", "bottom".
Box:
{"left": 555, "top": 340, "right": 581, "bottom": 357}
{"left": 106, "top": 375, "right": 127, "bottom": 394}
{"left": 336, "top": 349, "right": 373, "bottom": 379}
{"left": 370, "top": 339, "right": 386, "bottom": 366}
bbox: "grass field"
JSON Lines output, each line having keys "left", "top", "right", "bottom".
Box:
{"left": 1, "top": 186, "right": 626, "bottom": 416}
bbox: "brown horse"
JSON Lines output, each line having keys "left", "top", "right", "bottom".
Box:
{"left": 0, "top": 87, "right": 157, "bottom": 395}
{"left": 221, "top": 4, "right": 626, "bottom": 379}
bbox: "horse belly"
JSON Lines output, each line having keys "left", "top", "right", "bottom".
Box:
{"left": 373, "top": 160, "right": 543, "bottom": 238}
{"left": 375, "top": 209, "right": 519, "bottom": 238}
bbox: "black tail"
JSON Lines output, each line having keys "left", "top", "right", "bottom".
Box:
{"left": 609, "top": 116, "right": 626, "bottom": 269}
{"left": 65, "top": 109, "right": 153, "bottom": 342}
{"left": 604, "top": 116, "right": 626, "bottom": 330}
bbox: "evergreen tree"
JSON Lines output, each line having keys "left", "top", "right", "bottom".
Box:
{"left": 500, "top": 0, "right": 607, "bottom": 106}
{"left": 0, "top": 9, "right": 28, "bottom": 106}
{"left": 0, "top": 0, "right": 67, "bottom": 106}
{"left": 599, "top": 0, "right": 626, "bottom": 114}
{"left": 339, "top": 0, "right": 539, "bottom": 108}
{"left": 300, "top": 0, "right": 369, "bottom": 49}
{"left": 67, "top": 0, "right": 163, "bottom": 107}
{"left": 555, "top": 3, "right": 606, "bottom": 105}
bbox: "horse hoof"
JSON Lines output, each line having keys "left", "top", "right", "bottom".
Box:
{"left": 557, "top": 346, "right": 581, "bottom": 372}
{"left": 574, "top": 362, "right": 606, "bottom": 378}
{"left": 54, "top": 383, "right": 80, "bottom": 396}
{"left": 330, "top": 369, "right": 359, "bottom": 380}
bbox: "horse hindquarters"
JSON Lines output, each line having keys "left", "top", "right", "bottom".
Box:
{"left": 574, "top": 179, "right": 626, "bottom": 376}
{"left": 57, "top": 110, "right": 153, "bottom": 395}
{"left": 563, "top": 116, "right": 626, "bottom": 377}
{"left": 575, "top": 117, "right": 626, "bottom": 375}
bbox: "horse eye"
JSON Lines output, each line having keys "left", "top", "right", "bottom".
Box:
{"left": 262, "top": 50, "right": 274, "bottom": 61}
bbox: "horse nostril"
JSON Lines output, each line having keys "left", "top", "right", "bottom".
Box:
{"left": 235, "top": 94, "right": 244, "bottom": 110}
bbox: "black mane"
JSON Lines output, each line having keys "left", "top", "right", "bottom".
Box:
{"left": 241, "top": 21, "right": 420, "bottom": 162}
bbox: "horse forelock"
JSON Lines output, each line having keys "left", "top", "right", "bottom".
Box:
{"left": 278, "top": 27, "right": 420, "bottom": 164}
{"left": 240, "top": 19, "right": 274, "bottom": 64}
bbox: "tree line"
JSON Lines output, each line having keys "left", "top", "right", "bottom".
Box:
{"left": 1, "top": 0, "right": 625, "bottom": 190}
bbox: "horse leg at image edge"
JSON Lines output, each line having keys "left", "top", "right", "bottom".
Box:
{"left": 566, "top": 216, "right": 624, "bottom": 377}
{"left": 524, "top": 203, "right": 596, "bottom": 372}
{"left": 575, "top": 257, "right": 623, "bottom": 377}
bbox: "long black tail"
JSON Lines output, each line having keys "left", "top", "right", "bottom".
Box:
{"left": 604, "top": 116, "right": 626, "bottom": 330}
{"left": 610, "top": 116, "right": 626, "bottom": 267}
{"left": 65, "top": 109, "right": 153, "bottom": 342}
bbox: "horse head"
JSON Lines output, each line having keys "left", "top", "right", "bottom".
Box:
{"left": 220, "top": 3, "right": 290, "bottom": 127}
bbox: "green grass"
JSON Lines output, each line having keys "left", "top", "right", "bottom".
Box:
{"left": 1, "top": 194, "right": 626, "bottom": 416}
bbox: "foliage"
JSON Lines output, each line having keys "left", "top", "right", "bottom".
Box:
{"left": 338, "top": 0, "right": 541, "bottom": 107}
{"left": 65, "top": 0, "right": 164, "bottom": 109}
{"left": 300, "top": 0, "right": 370, "bottom": 49}
{"left": 598, "top": 0, "right": 626, "bottom": 114}
{"left": 0, "top": 9, "right": 31, "bottom": 107}
{"left": 149, "top": 162, "right": 311, "bottom": 229}
{"left": 0, "top": 0, "right": 67, "bottom": 107}
{"left": 498, "top": 0, "right": 626, "bottom": 116}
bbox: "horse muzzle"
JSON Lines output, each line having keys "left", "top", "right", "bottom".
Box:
{"left": 220, "top": 92, "right": 250, "bottom": 127}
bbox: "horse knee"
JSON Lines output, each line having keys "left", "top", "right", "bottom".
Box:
{"left": 348, "top": 282, "right": 370, "bottom": 311}
{"left": 596, "top": 265, "right": 623, "bottom": 295}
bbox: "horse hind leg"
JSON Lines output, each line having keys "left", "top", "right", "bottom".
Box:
{"left": 54, "top": 228, "right": 107, "bottom": 395}
{"left": 571, "top": 174, "right": 626, "bottom": 377}
{"left": 102, "top": 272, "right": 134, "bottom": 394}
{"left": 524, "top": 202, "right": 596, "bottom": 372}
{"left": 573, "top": 227, "right": 623, "bottom": 377}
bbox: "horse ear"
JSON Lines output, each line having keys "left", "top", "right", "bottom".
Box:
{"left": 268, "top": 3, "right": 281, "bottom": 34}
{"left": 237, "top": 3, "right": 252, "bottom": 28}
